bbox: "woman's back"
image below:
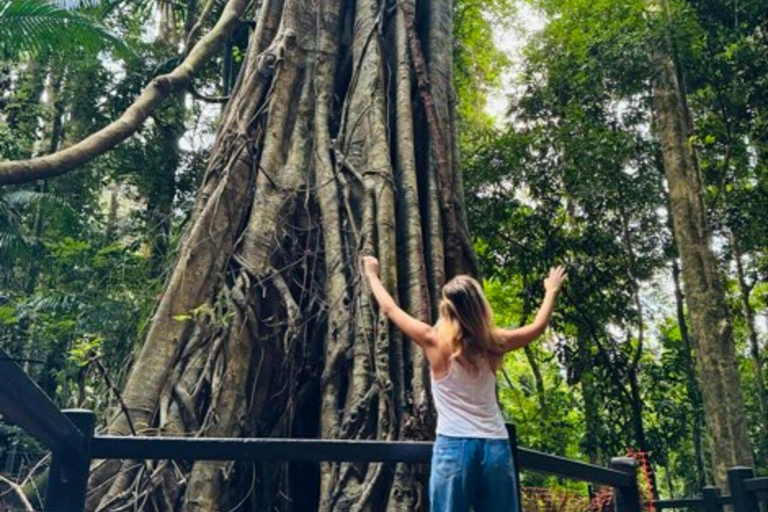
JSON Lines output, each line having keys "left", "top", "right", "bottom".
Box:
{"left": 361, "top": 257, "right": 566, "bottom": 511}
{"left": 431, "top": 358, "right": 508, "bottom": 439}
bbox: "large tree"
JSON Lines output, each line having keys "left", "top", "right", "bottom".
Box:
{"left": 1, "top": 0, "right": 475, "bottom": 510}
{"left": 650, "top": 0, "right": 754, "bottom": 487}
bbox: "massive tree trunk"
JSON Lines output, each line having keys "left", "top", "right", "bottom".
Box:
{"left": 651, "top": 36, "right": 754, "bottom": 487}
{"left": 87, "top": 0, "right": 473, "bottom": 510}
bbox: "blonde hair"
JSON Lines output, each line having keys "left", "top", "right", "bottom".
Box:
{"left": 437, "top": 275, "right": 502, "bottom": 374}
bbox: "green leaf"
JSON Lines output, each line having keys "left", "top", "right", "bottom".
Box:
{"left": 0, "top": 0, "right": 131, "bottom": 58}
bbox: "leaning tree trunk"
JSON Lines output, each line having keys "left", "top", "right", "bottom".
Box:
{"left": 650, "top": 35, "right": 754, "bottom": 487}
{"left": 87, "top": 0, "right": 474, "bottom": 510}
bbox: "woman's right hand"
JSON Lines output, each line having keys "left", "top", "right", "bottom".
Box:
{"left": 361, "top": 255, "right": 380, "bottom": 279}
{"left": 544, "top": 266, "right": 567, "bottom": 294}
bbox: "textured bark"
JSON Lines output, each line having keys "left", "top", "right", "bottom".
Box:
{"left": 86, "top": 0, "right": 469, "bottom": 510}
{"left": 651, "top": 39, "right": 754, "bottom": 486}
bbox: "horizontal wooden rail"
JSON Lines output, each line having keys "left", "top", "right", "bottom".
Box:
{"left": 717, "top": 496, "right": 733, "bottom": 506}
{"left": 88, "top": 435, "right": 633, "bottom": 488}
{"left": 92, "top": 436, "right": 433, "bottom": 464}
{"left": 744, "top": 477, "right": 768, "bottom": 493}
{"left": 653, "top": 498, "right": 705, "bottom": 509}
{"left": 518, "top": 448, "right": 634, "bottom": 487}
{"left": 0, "top": 348, "right": 84, "bottom": 455}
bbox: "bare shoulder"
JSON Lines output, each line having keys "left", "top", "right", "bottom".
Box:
{"left": 424, "top": 333, "right": 452, "bottom": 377}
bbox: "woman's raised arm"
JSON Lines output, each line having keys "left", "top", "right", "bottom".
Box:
{"left": 361, "top": 256, "right": 437, "bottom": 349}
{"left": 494, "top": 266, "right": 567, "bottom": 351}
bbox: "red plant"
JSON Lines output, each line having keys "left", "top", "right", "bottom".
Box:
{"left": 626, "top": 448, "right": 656, "bottom": 512}
{"left": 521, "top": 448, "right": 656, "bottom": 512}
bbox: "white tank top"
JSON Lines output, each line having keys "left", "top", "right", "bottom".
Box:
{"left": 431, "top": 358, "right": 508, "bottom": 439}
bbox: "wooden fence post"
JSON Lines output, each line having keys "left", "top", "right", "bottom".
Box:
{"left": 45, "top": 409, "right": 95, "bottom": 512}
{"left": 506, "top": 423, "right": 523, "bottom": 512}
{"left": 729, "top": 467, "right": 759, "bottom": 512}
{"left": 702, "top": 486, "right": 724, "bottom": 512}
{"left": 611, "top": 457, "right": 642, "bottom": 512}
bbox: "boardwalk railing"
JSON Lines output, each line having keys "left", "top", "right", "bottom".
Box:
{"left": 0, "top": 348, "right": 760, "bottom": 512}
{"left": 653, "top": 471, "right": 768, "bottom": 512}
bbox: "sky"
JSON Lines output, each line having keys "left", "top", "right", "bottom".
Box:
{"left": 485, "top": 4, "right": 547, "bottom": 123}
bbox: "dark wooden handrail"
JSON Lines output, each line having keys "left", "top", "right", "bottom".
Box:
{"left": 744, "top": 477, "right": 768, "bottom": 493}
{"left": 91, "top": 436, "right": 433, "bottom": 463}
{"left": 0, "top": 348, "right": 85, "bottom": 456}
{"left": 20, "top": 346, "right": 768, "bottom": 512}
{"left": 653, "top": 498, "right": 705, "bottom": 509}
{"left": 89, "top": 435, "right": 634, "bottom": 487}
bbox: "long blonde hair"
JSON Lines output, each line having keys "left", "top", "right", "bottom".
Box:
{"left": 437, "top": 275, "right": 502, "bottom": 374}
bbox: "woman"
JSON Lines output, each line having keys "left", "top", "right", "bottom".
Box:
{"left": 361, "top": 256, "right": 567, "bottom": 512}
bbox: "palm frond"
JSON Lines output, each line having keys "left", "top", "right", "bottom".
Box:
{"left": 0, "top": 0, "right": 130, "bottom": 58}
{"left": 52, "top": 0, "right": 101, "bottom": 8}
{"left": 26, "top": 292, "right": 81, "bottom": 313}
{"left": 0, "top": 230, "right": 32, "bottom": 261}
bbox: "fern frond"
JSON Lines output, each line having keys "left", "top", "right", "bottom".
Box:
{"left": 0, "top": 0, "right": 129, "bottom": 58}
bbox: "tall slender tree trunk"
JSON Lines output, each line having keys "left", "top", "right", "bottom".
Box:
{"left": 21, "top": 68, "right": 66, "bottom": 372}
{"left": 147, "top": 3, "right": 186, "bottom": 277}
{"left": 87, "top": 1, "right": 472, "bottom": 510}
{"left": 578, "top": 331, "right": 603, "bottom": 465}
{"left": 619, "top": 205, "right": 651, "bottom": 460}
{"left": 671, "top": 258, "right": 708, "bottom": 489}
{"left": 650, "top": 19, "right": 754, "bottom": 485}
{"left": 524, "top": 345, "right": 547, "bottom": 417}
{"left": 520, "top": 302, "right": 546, "bottom": 418}
{"left": 617, "top": 202, "right": 660, "bottom": 496}
{"left": 731, "top": 234, "right": 768, "bottom": 433}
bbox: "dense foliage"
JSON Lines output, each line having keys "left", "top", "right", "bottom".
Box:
{"left": 462, "top": 0, "right": 767, "bottom": 495}
{"left": 0, "top": 0, "right": 764, "bottom": 504}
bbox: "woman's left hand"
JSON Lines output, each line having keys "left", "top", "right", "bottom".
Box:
{"left": 544, "top": 266, "right": 568, "bottom": 294}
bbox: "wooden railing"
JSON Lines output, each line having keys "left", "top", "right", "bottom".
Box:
{"left": 653, "top": 473, "right": 768, "bottom": 512}
{"left": 4, "top": 347, "right": 759, "bottom": 512}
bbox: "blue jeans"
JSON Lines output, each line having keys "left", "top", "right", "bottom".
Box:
{"left": 430, "top": 435, "right": 519, "bottom": 512}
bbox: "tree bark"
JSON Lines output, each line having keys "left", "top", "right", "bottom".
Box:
{"left": 86, "top": 0, "right": 470, "bottom": 510}
{"left": 650, "top": 27, "right": 754, "bottom": 486}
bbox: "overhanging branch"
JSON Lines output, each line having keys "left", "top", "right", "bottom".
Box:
{"left": 0, "top": 0, "right": 248, "bottom": 186}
